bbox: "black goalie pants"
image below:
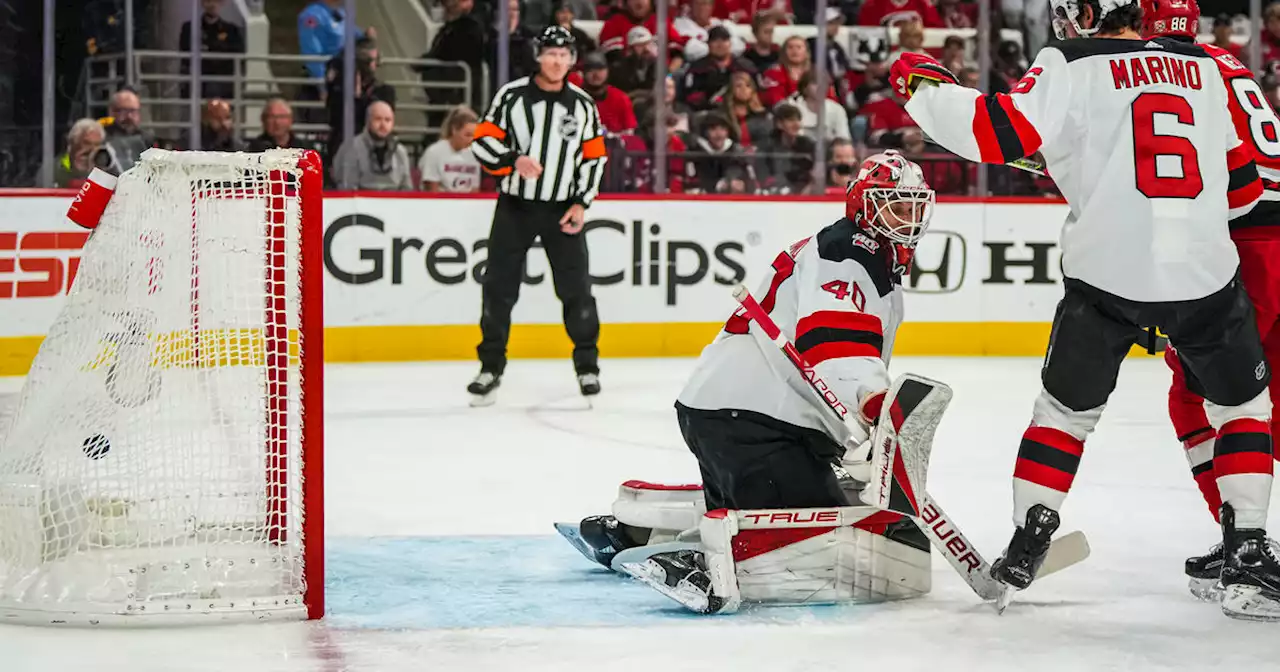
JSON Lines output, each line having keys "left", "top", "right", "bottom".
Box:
{"left": 1043, "top": 276, "right": 1270, "bottom": 413}
{"left": 477, "top": 195, "right": 600, "bottom": 375}
{"left": 675, "top": 402, "right": 850, "bottom": 511}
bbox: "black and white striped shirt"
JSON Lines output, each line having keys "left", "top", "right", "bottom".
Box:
{"left": 472, "top": 77, "right": 608, "bottom": 206}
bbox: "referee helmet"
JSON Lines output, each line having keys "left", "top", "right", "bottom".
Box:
{"left": 535, "top": 25, "right": 577, "bottom": 54}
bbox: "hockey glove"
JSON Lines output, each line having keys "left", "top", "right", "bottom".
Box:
{"left": 858, "top": 389, "right": 888, "bottom": 428}
{"left": 890, "top": 53, "right": 959, "bottom": 101}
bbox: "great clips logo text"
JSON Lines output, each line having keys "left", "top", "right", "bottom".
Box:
{"left": 323, "top": 214, "right": 748, "bottom": 305}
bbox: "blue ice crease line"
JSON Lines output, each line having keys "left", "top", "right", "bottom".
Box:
{"left": 325, "top": 535, "right": 899, "bottom": 629}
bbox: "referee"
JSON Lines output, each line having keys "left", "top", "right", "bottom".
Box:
{"left": 468, "top": 25, "right": 608, "bottom": 405}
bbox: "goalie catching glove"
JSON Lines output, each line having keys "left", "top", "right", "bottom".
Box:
{"left": 890, "top": 53, "right": 958, "bottom": 100}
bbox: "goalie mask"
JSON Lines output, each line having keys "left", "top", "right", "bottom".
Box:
{"left": 845, "top": 150, "right": 935, "bottom": 273}
{"left": 1050, "top": 0, "right": 1138, "bottom": 39}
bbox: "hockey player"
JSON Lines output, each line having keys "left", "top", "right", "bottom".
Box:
{"left": 1139, "top": 0, "right": 1280, "bottom": 603}
{"left": 560, "top": 151, "right": 938, "bottom": 612}
{"left": 890, "top": 0, "right": 1280, "bottom": 620}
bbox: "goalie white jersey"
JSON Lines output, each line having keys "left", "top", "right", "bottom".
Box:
{"left": 678, "top": 217, "right": 903, "bottom": 444}
{"left": 906, "top": 38, "right": 1258, "bottom": 302}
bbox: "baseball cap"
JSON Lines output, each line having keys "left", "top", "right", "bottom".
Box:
{"left": 1214, "top": 14, "right": 1232, "bottom": 28}
{"left": 584, "top": 51, "right": 608, "bottom": 70}
{"left": 707, "top": 25, "right": 732, "bottom": 42}
{"left": 825, "top": 7, "right": 844, "bottom": 22}
{"left": 627, "top": 25, "right": 654, "bottom": 46}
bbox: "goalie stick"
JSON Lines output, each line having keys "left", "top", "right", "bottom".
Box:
{"left": 730, "top": 284, "right": 1089, "bottom": 605}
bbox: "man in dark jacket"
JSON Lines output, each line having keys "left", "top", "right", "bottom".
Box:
{"left": 681, "top": 26, "right": 755, "bottom": 111}
{"left": 179, "top": 0, "right": 245, "bottom": 100}
{"left": 200, "top": 99, "right": 243, "bottom": 151}
{"left": 687, "top": 113, "right": 754, "bottom": 193}
{"left": 487, "top": 0, "right": 539, "bottom": 82}
{"left": 754, "top": 103, "right": 815, "bottom": 194}
{"left": 326, "top": 38, "right": 396, "bottom": 157}
{"left": 421, "top": 0, "right": 487, "bottom": 123}
{"left": 246, "top": 97, "right": 323, "bottom": 152}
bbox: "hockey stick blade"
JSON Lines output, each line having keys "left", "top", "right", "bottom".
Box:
{"left": 731, "top": 284, "right": 1089, "bottom": 603}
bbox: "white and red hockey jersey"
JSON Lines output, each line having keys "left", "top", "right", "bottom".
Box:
{"left": 905, "top": 38, "right": 1259, "bottom": 303}
{"left": 678, "top": 218, "right": 902, "bottom": 444}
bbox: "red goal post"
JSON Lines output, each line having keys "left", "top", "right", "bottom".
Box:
{"left": 0, "top": 148, "right": 324, "bottom": 625}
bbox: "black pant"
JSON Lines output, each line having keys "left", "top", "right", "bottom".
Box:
{"left": 1044, "top": 276, "right": 1270, "bottom": 412}
{"left": 478, "top": 195, "right": 599, "bottom": 375}
{"left": 675, "top": 403, "right": 850, "bottom": 511}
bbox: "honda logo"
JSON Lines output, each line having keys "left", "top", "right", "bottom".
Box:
{"left": 906, "top": 231, "right": 966, "bottom": 294}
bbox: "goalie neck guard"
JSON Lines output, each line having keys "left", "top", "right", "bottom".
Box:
{"left": 845, "top": 150, "right": 935, "bottom": 271}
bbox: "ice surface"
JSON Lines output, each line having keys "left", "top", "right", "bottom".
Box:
{"left": 4, "top": 357, "right": 1280, "bottom": 672}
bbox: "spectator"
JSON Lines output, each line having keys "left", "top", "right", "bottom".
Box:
{"left": 687, "top": 112, "right": 755, "bottom": 194}
{"left": 755, "top": 103, "right": 815, "bottom": 193}
{"left": 421, "top": 0, "right": 486, "bottom": 126}
{"left": 610, "top": 26, "right": 662, "bottom": 94}
{"left": 299, "top": 0, "right": 374, "bottom": 114}
{"left": 720, "top": 70, "right": 772, "bottom": 146}
{"left": 528, "top": 0, "right": 598, "bottom": 37}
{"left": 742, "top": 11, "right": 781, "bottom": 74}
{"left": 488, "top": 0, "right": 539, "bottom": 82}
{"left": 300, "top": 0, "right": 372, "bottom": 79}
{"left": 958, "top": 66, "right": 980, "bottom": 89}
{"left": 805, "top": 8, "right": 853, "bottom": 107}
{"left": 327, "top": 37, "right": 396, "bottom": 156}
{"left": 634, "top": 107, "right": 688, "bottom": 192}
{"left": 54, "top": 118, "right": 105, "bottom": 188}
{"left": 675, "top": 0, "right": 747, "bottom": 58}
{"left": 901, "top": 126, "right": 968, "bottom": 194}
{"left": 552, "top": 0, "right": 598, "bottom": 69}
{"left": 1212, "top": 15, "right": 1245, "bottom": 61}
{"left": 824, "top": 137, "right": 856, "bottom": 192}
{"left": 889, "top": 19, "right": 928, "bottom": 63}
{"left": 179, "top": 0, "right": 245, "bottom": 101}
{"left": 100, "top": 89, "right": 153, "bottom": 174}
{"left": 784, "top": 70, "right": 851, "bottom": 143}
{"left": 940, "top": 35, "right": 967, "bottom": 73}
{"left": 992, "top": 40, "right": 1026, "bottom": 93}
{"left": 857, "top": 0, "right": 942, "bottom": 27}
{"left": 419, "top": 105, "right": 481, "bottom": 192}
{"left": 936, "top": 0, "right": 977, "bottom": 28}
{"left": 1266, "top": 75, "right": 1280, "bottom": 114}
{"left": 759, "top": 36, "right": 811, "bottom": 107}
{"left": 332, "top": 101, "right": 413, "bottom": 191}
{"left": 718, "top": 0, "right": 794, "bottom": 24}
{"left": 1266, "top": 4, "right": 1280, "bottom": 70}
{"left": 682, "top": 26, "right": 755, "bottom": 111}
{"left": 850, "top": 39, "right": 891, "bottom": 112}
{"left": 598, "top": 0, "right": 686, "bottom": 66}
{"left": 247, "top": 97, "right": 320, "bottom": 151}
{"left": 201, "top": 99, "right": 242, "bottom": 152}
{"left": 860, "top": 86, "right": 915, "bottom": 147}
{"left": 663, "top": 74, "right": 692, "bottom": 133}
{"left": 575, "top": 52, "right": 638, "bottom": 133}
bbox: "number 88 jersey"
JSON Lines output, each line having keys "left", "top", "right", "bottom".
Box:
{"left": 1202, "top": 43, "right": 1280, "bottom": 236}
{"left": 905, "top": 38, "right": 1255, "bottom": 303}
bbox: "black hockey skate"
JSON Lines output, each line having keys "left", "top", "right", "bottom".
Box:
{"left": 467, "top": 371, "right": 501, "bottom": 407}
{"left": 554, "top": 515, "right": 646, "bottom": 568}
{"left": 620, "top": 549, "right": 729, "bottom": 614}
{"left": 577, "top": 372, "right": 601, "bottom": 397}
{"left": 1219, "top": 503, "right": 1280, "bottom": 621}
{"left": 992, "top": 504, "right": 1061, "bottom": 591}
{"left": 1185, "top": 542, "right": 1225, "bottom": 602}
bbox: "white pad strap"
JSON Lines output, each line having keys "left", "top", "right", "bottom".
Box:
{"left": 612, "top": 481, "right": 706, "bottom": 539}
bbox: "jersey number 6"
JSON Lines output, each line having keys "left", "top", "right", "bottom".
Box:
{"left": 1131, "top": 92, "right": 1204, "bottom": 200}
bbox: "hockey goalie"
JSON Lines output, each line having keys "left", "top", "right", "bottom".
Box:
{"left": 556, "top": 152, "right": 944, "bottom": 613}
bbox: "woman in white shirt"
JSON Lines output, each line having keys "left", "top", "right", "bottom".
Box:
{"left": 780, "top": 70, "right": 851, "bottom": 144}
{"left": 419, "top": 106, "right": 482, "bottom": 192}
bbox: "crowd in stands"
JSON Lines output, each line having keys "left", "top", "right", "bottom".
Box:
{"left": 50, "top": 0, "right": 1280, "bottom": 197}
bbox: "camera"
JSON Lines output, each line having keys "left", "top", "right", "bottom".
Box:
{"left": 91, "top": 143, "right": 122, "bottom": 176}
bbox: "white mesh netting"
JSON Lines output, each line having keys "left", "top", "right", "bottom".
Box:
{"left": 0, "top": 149, "right": 315, "bottom": 624}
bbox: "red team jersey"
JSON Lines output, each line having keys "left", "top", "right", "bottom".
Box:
{"left": 856, "top": 0, "right": 943, "bottom": 27}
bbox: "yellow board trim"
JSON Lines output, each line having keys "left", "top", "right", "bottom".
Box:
{"left": 0, "top": 321, "right": 1167, "bottom": 376}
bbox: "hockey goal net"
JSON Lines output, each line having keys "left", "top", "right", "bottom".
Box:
{"left": 0, "top": 149, "right": 324, "bottom": 625}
